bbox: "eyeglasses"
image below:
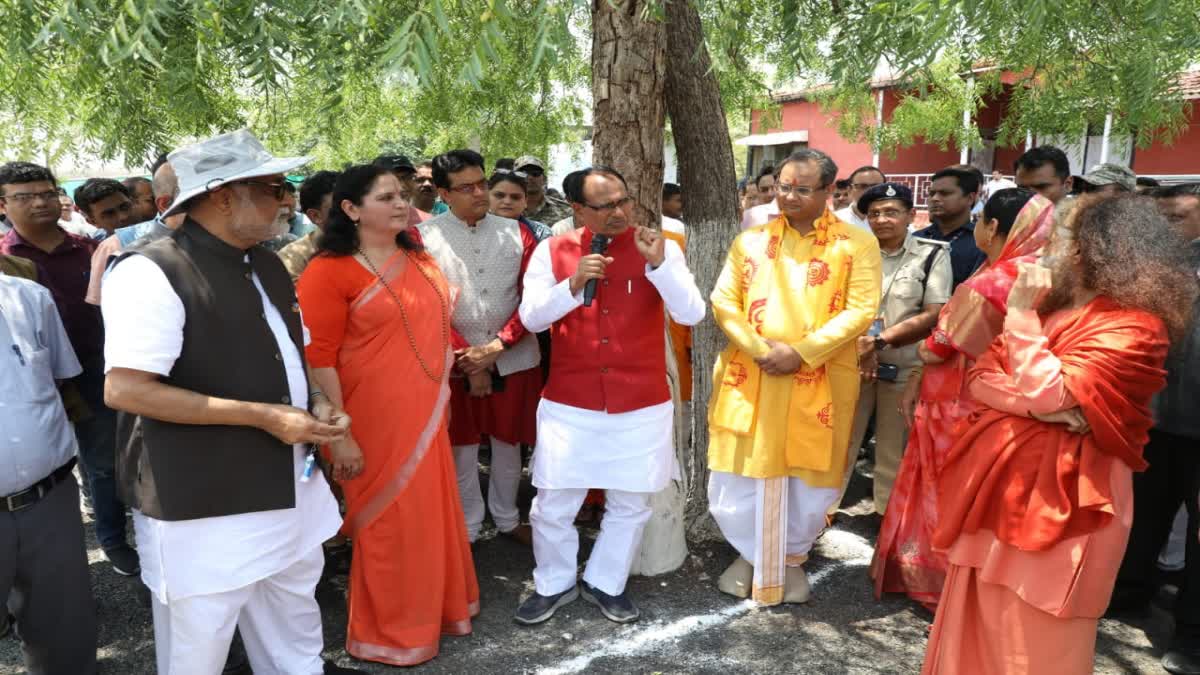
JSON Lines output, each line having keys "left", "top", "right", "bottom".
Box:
{"left": 583, "top": 196, "right": 632, "bottom": 212}
{"left": 776, "top": 184, "right": 825, "bottom": 198}
{"left": 867, "top": 208, "right": 909, "bottom": 221}
{"left": 851, "top": 182, "right": 883, "bottom": 191}
{"left": 0, "top": 190, "right": 60, "bottom": 205}
{"left": 447, "top": 179, "right": 488, "bottom": 195}
{"left": 492, "top": 168, "right": 530, "bottom": 179}
{"left": 520, "top": 167, "right": 545, "bottom": 177}
{"left": 238, "top": 180, "right": 288, "bottom": 201}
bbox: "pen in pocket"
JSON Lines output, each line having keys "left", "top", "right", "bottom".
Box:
{"left": 11, "top": 344, "right": 25, "bottom": 366}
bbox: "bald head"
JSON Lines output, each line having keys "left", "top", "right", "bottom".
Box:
{"left": 152, "top": 162, "right": 178, "bottom": 204}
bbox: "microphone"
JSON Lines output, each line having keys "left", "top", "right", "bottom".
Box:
{"left": 582, "top": 234, "right": 611, "bottom": 307}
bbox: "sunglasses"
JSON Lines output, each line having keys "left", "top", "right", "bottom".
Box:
{"left": 492, "top": 168, "right": 530, "bottom": 179}
{"left": 239, "top": 180, "right": 289, "bottom": 201}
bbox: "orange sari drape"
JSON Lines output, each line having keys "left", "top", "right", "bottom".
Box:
{"left": 300, "top": 251, "right": 479, "bottom": 667}
{"left": 870, "top": 195, "right": 1055, "bottom": 609}
{"left": 921, "top": 301, "right": 1168, "bottom": 675}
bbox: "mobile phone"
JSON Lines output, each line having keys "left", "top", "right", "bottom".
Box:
{"left": 876, "top": 363, "right": 900, "bottom": 382}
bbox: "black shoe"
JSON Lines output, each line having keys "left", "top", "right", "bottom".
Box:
{"left": 104, "top": 544, "right": 140, "bottom": 577}
{"left": 324, "top": 659, "right": 369, "bottom": 674}
{"left": 1163, "top": 646, "right": 1200, "bottom": 675}
{"left": 514, "top": 585, "right": 579, "bottom": 625}
{"left": 580, "top": 581, "right": 640, "bottom": 623}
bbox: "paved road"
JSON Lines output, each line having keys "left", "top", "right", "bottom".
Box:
{"left": 1, "top": 471, "right": 1173, "bottom": 674}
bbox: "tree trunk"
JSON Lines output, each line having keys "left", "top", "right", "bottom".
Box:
{"left": 663, "top": 0, "right": 741, "bottom": 534}
{"left": 592, "top": 0, "right": 690, "bottom": 576}
{"left": 590, "top": 0, "right": 666, "bottom": 227}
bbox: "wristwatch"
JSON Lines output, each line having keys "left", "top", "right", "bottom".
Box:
{"left": 874, "top": 336, "right": 889, "bottom": 352}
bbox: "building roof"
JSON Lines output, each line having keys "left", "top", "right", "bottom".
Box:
{"left": 1175, "top": 70, "right": 1200, "bottom": 100}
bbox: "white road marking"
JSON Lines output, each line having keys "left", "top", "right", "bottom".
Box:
{"left": 537, "top": 528, "right": 876, "bottom": 675}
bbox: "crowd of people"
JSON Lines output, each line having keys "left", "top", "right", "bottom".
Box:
{"left": 0, "top": 129, "right": 1197, "bottom": 675}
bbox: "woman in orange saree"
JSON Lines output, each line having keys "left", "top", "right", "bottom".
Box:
{"left": 870, "top": 189, "right": 1054, "bottom": 611}
{"left": 922, "top": 193, "right": 1196, "bottom": 674}
{"left": 298, "top": 165, "right": 479, "bottom": 667}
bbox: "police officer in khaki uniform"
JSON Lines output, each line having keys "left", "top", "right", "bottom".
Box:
{"left": 836, "top": 183, "right": 952, "bottom": 515}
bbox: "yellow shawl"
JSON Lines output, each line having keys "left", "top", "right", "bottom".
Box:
{"left": 710, "top": 209, "right": 855, "bottom": 471}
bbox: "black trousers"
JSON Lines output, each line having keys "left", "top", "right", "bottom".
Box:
{"left": 1113, "top": 429, "right": 1200, "bottom": 642}
{"left": 0, "top": 476, "right": 98, "bottom": 674}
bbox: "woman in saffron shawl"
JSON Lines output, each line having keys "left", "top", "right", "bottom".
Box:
{"left": 922, "top": 194, "right": 1196, "bottom": 674}
{"left": 298, "top": 165, "right": 479, "bottom": 667}
{"left": 870, "top": 189, "right": 1054, "bottom": 610}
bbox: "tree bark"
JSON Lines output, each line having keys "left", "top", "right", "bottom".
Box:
{"left": 590, "top": 0, "right": 666, "bottom": 228}
{"left": 663, "top": 0, "right": 741, "bottom": 533}
{"left": 592, "top": 0, "right": 690, "bottom": 576}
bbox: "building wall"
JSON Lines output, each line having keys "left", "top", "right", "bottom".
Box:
{"left": 1133, "top": 117, "right": 1200, "bottom": 175}
{"left": 751, "top": 104, "right": 874, "bottom": 179}
{"left": 752, "top": 89, "right": 1199, "bottom": 178}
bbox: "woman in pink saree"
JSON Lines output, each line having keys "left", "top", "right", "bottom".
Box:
{"left": 870, "top": 189, "right": 1055, "bottom": 611}
{"left": 299, "top": 165, "right": 478, "bottom": 666}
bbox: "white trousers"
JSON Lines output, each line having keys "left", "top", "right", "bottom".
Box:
{"left": 454, "top": 436, "right": 522, "bottom": 540}
{"left": 149, "top": 546, "right": 325, "bottom": 675}
{"left": 708, "top": 471, "right": 838, "bottom": 603}
{"left": 530, "top": 488, "right": 652, "bottom": 596}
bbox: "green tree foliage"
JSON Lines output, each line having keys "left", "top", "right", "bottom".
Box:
{"left": 1, "top": 0, "right": 588, "bottom": 168}
{"left": 1, "top": 0, "right": 1197, "bottom": 165}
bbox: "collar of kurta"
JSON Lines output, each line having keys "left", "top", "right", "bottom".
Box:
{"left": 443, "top": 209, "right": 497, "bottom": 229}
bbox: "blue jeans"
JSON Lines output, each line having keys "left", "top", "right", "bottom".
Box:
{"left": 73, "top": 358, "right": 127, "bottom": 551}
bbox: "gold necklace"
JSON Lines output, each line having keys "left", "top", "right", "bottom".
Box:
{"left": 356, "top": 247, "right": 450, "bottom": 383}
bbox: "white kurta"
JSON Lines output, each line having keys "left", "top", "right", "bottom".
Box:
{"left": 519, "top": 236, "right": 705, "bottom": 494}
{"left": 101, "top": 254, "right": 341, "bottom": 604}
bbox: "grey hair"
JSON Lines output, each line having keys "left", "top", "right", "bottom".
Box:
{"left": 775, "top": 148, "right": 839, "bottom": 188}
{"left": 1073, "top": 193, "right": 1197, "bottom": 340}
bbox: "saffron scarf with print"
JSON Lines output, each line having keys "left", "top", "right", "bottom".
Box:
{"left": 711, "top": 209, "right": 853, "bottom": 472}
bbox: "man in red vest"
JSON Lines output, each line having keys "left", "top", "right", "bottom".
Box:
{"left": 514, "top": 166, "right": 705, "bottom": 625}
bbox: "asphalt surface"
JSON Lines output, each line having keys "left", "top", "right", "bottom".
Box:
{"left": 0, "top": 464, "right": 1175, "bottom": 674}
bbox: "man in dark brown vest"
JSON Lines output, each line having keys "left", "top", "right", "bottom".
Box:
{"left": 101, "top": 130, "right": 365, "bottom": 675}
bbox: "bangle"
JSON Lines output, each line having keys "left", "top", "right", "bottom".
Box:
{"left": 309, "top": 391, "right": 328, "bottom": 402}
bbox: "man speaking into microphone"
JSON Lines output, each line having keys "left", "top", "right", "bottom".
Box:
{"left": 515, "top": 166, "right": 704, "bottom": 625}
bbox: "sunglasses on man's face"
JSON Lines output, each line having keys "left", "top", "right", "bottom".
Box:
{"left": 239, "top": 180, "right": 289, "bottom": 201}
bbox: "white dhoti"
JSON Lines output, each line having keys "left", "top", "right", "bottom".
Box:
{"left": 529, "top": 398, "right": 676, "bottom": 597}
{"left": 708, "top": 471, "right": 839, "bottom": 604}
{"left": 149, "top": 546, "right": 326, "bottom": 675}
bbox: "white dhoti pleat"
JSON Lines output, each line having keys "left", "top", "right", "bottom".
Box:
{"left": 530, "top": 487, "right": 652, "bottom": 597}
{"left": 708, "top": 471, "right": 839, "bottom": 604}
{"left": 150, "top": 545, "right": 326, "bottom": 675}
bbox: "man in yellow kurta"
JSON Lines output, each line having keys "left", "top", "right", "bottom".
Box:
{"left": 708, "top": 148, "right": 882, "bottom": 606}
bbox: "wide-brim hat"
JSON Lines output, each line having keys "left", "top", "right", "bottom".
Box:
{"left": 163, "top": 129, "right": 312, "bottom": 216}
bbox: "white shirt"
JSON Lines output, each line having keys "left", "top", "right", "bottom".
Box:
{"left": 520, "top": 235, "right": 704, "bottom": 491}
{"left": 0, "top": 274, "right": 82, "bottom": 495}
{"left": 984, "top": 177, "right": 1017, "bottom": 200}
{"left": 740, "top": 202, "right": 779, "bottom": 230}
{"left": 59, "top": 216, "right": 105, "bottom": 240}
{"left": 101, "top": 254, "right": 340, "bottom": 602}
{"left": 834, "top": 206, "right": 872, "bottom": 231}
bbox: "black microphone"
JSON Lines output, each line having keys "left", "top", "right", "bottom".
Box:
{"left": 582, "top": 234, "right": 611, "bottom": 307}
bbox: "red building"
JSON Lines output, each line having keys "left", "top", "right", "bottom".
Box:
{"left": 741, "top": 70, "right": 1200, "bottom": 207}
